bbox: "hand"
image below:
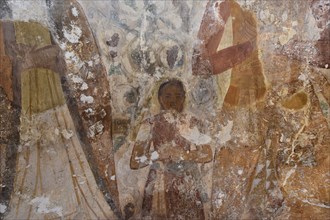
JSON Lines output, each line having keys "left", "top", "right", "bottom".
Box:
{"left": 158, "top": 144, "right": 187, "bottom": 162}
{"left": 217, "top": 0, "right": 231, "bottom": 21}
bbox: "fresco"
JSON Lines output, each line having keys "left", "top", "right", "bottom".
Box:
{"left": 131, "top": 79, "right": 212, "bottom": 219}
{"left": 0, "top": 0, "right": 329, "bottom": 219}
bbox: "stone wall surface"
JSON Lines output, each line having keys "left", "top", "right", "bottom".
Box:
{"left": 0, "top": 0, "right": 329, "bottom": 219}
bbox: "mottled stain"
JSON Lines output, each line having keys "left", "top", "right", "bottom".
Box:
{"left": 106, "top": 33, "right": 120, "bottom": 47}
{"left": 282, "top": 91, "right": 308, "bottom": 110}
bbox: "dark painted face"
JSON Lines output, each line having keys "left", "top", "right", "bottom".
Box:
{"left": 159, "top": 83, "right": 185, "bottom": 112}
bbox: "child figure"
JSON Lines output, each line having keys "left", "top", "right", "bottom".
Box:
{"left": 131, "top": 79, "right": 212, "bottom": 219}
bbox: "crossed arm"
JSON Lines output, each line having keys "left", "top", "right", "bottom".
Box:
{"left": 130, "top": 140, "right": 212, "bottom": 170}
{"left": 192, "top": 0, "right": 256, "bottom": 75}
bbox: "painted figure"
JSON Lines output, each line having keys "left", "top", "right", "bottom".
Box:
{"left": 193, "top": 0, "right": 266, "bottom": 107}
{"left": 130, "top": 79, "right": 212, "bottom": 219}
{"left": 192, "top": 0, "right": 279, "bottom": 218}
{"left": 0, "top": 20, "right": 115, "bottom": 219}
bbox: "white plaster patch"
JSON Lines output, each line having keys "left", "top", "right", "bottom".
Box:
{"left": 148, "top": 51, "right": 156, "bottom": 64}
{"left": 237, "top": 169, "right": 243, "bottom": 175}
{"left": 301, "top": 199, "right": 330, "bottom": 209}
{"left": 110, "top": 175, "right": 116, "bottom": 181}
{"left": 216, "top": 120, "right": 233, "bottom": 145}
{"left": 59, "top": 42, "right": 67, "bottom": 50}
{"left": 63, "top": 24, "right": 82, "bottom": 44}
{"left": 255, "top": 164, "right": 264, "bottom": 175}
{"left": 84, "top": 108, "right": 94, "bottom": 114}
{"left": 150, "top": 151, "right": 159, "bottom": 161}
{"left": 0, "top": 203, "right": 7, "bottom": 214}
{"left": 179, "top": 126, "right": 212, "bottom": 145}
{"left": 80, "top": 82, "right": 88, "bottom": 91}
{"left": 92, "top": 54, "right": 101, "bottom": 65}
{"left": 298, "top": 73, "right": 308, "bottom": 82}
{"left": 279, "top": 27, "right": 297, "bottom": 45}
{"left": 100, "top": 109, "right": 107, "bottom": 118}
{"left": 135, "top": 155, "right": 148, "bottom": 163}
{"left": 282, "top": 12, "right": 288, "bottom": 22}
{"left": 9, "top": 0, "right": 48, "bottom": 26}
{"left": 87, "top": 61, "right": 93, "bottom": 67}
{"left": 214, "top": 190, "right": 226, "bottom": 209}
{"left": 283, "top": 166, "right": 297, "bottom": 186}
{"left": 163, "top": 112, "right": 175, "bottom": 124}
{"left": 251, "top": 178, "right": 261, "bottom": 191}
{"left": 71, "top": 7, "right": 79, "bottom": 17}
{"left": 139, "top": 12, "right": 148, "bottom": 54}
{"left": 70, "top": 74, "right": 84, "bottom": 84}
{"left": 266, "top": 169, "right": 272, "bottom": 178}
{"left": 64, "top": 51, "right": 75, "bottom": 60}
{"left": 61, "top": 129, "right": 73, "bottom": 139}
{"left": 64, "top": 51, "right": 80, "bottom": 64}
{"left": 88, "top": 121, "right": 104, "bottom": 138}
{"left": 80, "top": 94, "right": 94, "bottom": 104}
{"left": 280, "top": 133, "right": 285, "bottom": 143}
{"left": 30, "top": 196, "right": 63, "bottom": 217}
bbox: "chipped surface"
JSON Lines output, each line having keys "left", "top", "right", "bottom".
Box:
{"left": 0, "top": 0, "right": 329, "bottom": 219}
